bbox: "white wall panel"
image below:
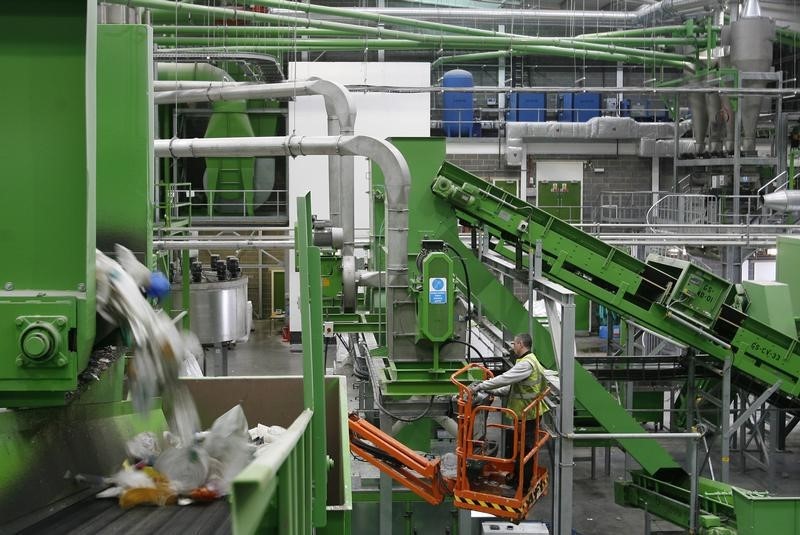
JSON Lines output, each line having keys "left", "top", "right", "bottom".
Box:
{"left": 287, "top": 62, "right": 430, "bottom": 331}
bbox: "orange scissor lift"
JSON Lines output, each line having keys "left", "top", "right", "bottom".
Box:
{"left": 349, "top": 363, "right": 551, "bottom": 522}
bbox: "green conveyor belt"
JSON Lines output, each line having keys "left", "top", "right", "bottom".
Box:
{"left": 432, "top": 161, "right": 800, "bottom": 475}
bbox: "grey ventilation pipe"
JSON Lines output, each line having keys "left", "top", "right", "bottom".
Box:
{"left": 762, "top": 191, "right": 800, "bottom": 212}
{"left": 154, "top": 135, "right": 411, "bottom": 359}
{"left": 270, "top": 0, "right": 722, "bottom": 28}
{"left": 155, "top": 78, "right": 360, "bottom": 311}
{"left": 719, "top": 26, "right": 737, "bottom": 153}
{"left": 730, "top": 0, "right": 775, "bottom": 153}
{"left": 685, "top": 64, "right": 710, "bottom": 154}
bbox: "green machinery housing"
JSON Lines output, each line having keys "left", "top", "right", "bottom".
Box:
{"left": 0, "top": 3, "right": 348, "bottom": 533}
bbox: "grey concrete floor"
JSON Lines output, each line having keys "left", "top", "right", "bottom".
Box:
{"left": 228, "top": 322, "right": 800, "bottom": 534}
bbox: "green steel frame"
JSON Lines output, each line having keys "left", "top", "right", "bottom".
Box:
{"left": 427, "top": 160, "right": 800, "bottom": 532}
{"left": 229, "top": 194, "right": 353, "bottom": 533}
{"left": 432, "top": 162, "right": 800, "bottom": 401}
{"left": 96, "top": 24, "right": 154, "bottom": 267}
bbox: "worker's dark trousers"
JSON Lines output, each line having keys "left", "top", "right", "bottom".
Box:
{"left": 504, "top": 421, "right": 539, "bottom": 486}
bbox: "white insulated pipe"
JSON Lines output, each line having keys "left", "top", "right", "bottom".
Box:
{"left": 154, "top": 134, "right": 411, "bottom": 358}
{"left": 155, "top": 78, "right": 360, "bottom": 310}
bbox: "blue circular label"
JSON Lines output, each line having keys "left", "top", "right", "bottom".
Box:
{"left": 431, "top": 278, "right": 445, "bottom": 290}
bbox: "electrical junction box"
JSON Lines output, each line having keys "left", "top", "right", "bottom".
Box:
{"left": 417, "top": 251, "right": 454, "bottom": 342}
{"left": 648, "top": 255, "right": 733, "bottom": 329}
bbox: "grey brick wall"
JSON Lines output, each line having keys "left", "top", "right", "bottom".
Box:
{"left": 447, "top": 153, "right": 519, "bottom": 182}
{"left": 444, "top": 152, "right": 677, "bottom": 220}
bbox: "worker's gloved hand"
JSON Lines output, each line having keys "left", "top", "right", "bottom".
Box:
{"left": 468, "top": 382, "right": 483, "bottom": 394}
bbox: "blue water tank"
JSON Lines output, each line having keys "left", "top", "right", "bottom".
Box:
{"left": 573, "top": 93, "right": 601, "bottom": 122}
{"left": 507, "top": 92, "right": 546, "bottom": 122}
{"left": 442, "top": 69, "right": 474, "bottom": 137}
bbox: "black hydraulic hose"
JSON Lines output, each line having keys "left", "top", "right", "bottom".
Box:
{"left": 442, "top": 339, "right": 488, "bottom": 368}
{"left": 443, "top": 244, "right": 473, "bottom": 348}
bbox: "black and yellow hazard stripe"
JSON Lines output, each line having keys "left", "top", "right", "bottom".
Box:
{"left": 453, "top": 495, "right": 524, "bottom": 515}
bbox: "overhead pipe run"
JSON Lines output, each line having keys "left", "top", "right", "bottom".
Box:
{"left": 131, "top": 0, "right": 695, "bottom": 67}
{"left": 264, "top": 0, "right": 724, "bottom": 29}
{"left": 154, "top": 135, "right": 411, "bottom": 359}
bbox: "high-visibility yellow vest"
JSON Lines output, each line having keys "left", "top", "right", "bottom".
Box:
{"left": 507, "top": 352, "right": 549, "bottom": 419}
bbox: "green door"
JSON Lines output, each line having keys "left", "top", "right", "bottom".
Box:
{"left": 536, "top": 180, "right": 582, "bottom": 223}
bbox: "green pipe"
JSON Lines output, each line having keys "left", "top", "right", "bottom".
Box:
{"left": 159, "top": 25, "right": 698, "bottom": 47}
{"left": 161, "top": 43, "right": 686, "bottom": 67}
{"left": 154, "top": 36, "right": 428, "bottom": 48}
{"left": 578, "top": 22, "right": 699, "bottom": 38}
{"left": 246, "top": 0, "right": 688, "bottom": 61}
{"left": 570, "top": 37, "right": 699, "bottom": 46}
{"left": 153, "top": 34, "right": 686, "bottom": 65}
{"left": 133, "top": 0, "right": 688, "bottom": 66}
{"left": 247, "top": 0, "right": 516, "bottom": 39}
{"left": 155, "top": 24, "right": 350, "bottom": 37}
{"left": 432, "top": 50, "right": 510, "bottom": 68}
{"left": 777, "top": 28, "right": 800, "bottom": 48}
{"left": 155, "top": 43, "right": 685, "bottom": 68}
{"left": 156, "top": 61, "right": 230, "bottom": 82}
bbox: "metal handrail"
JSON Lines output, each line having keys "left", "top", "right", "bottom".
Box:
{"left": 756, "top": 170, "right": 787, "bottom": 196}
{"left": 677, "top": 173, "right": 693, "bottom": 193}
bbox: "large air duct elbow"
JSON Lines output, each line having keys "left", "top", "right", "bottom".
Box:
{"left": 154, "top": 134, "right": 410, "bottom": 356}
{"left": 153, "top": 77, "right": 359, "bottom": 310}
{"left": 762, "top": 190, "right": 800, "bottom": 212}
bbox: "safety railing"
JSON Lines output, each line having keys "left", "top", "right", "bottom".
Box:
{"left": 756, "top": 170, "right": 788, "bottom": 197}
{"left": 599, "top": 191, "right": 667, "bottom": 224}
{"left": 645, "top": 193, "right": 768, "bottom": 229}
{"left": 232, "top": 409, "right": 314, "bottom": 535}
{"left": 158, "top": 188, "right": 289, "bottom": 219}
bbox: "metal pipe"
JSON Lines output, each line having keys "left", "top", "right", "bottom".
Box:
{"left": 153, "top": 77, "right": 358, "bottom": 310}
{"left": 156, "top": 61, "right": 232, "bottom": 82}
{"left": 155, "top": 135, "right": 410, "bottom": 357}
{"left": 153, "top": 237, "right": 372, "bottom": 250}
{"left": 564, "top": 432, "right": 702, "bottom": 439}
{"left": 761, "top": 190, "right": 800, "bottom": 212}
{"left": 152, "top": 75, "right": 798, "bottom": 97}
{"left": 128, "top": 0, "right": 692, "bottom": 67}
{"left": 433, "top": 416, "right": 459, "bottom": 438}
{"left": 155, "top": 33, "right": 700, "bottom": 48}
{"left": 152, "top": 35, "right": 688, "bottom": 66}
{"left": 155, "top": 24, "right": 348, "bottom": 37}
{"left": 154, "top": 80, "right": 247, "bottom": 91}
{"left": 578, "top": 24, "right": 700, "bottom": 38}
{"left": 263, "top": 0, "right": 723, "bottom": 29}
{"left": 154, "top": 239, "right": 295, "bottom": 250}
{"left": 665, "top": 310, "right": 732, "bottom": 350}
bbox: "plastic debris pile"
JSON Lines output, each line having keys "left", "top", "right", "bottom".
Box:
{"left": 98, "top": 405, "right": 286, "bottom": 508}
{"left": 96, "top": 245, "right": 202, "bottom": 444}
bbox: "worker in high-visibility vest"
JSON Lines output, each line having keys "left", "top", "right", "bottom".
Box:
{"left": 470, "top": 333, "right": 550, "bottom": 488}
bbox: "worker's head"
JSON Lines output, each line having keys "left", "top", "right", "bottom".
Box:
{"left": 513, "top": 333, "right": 532, "bottom": 357}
